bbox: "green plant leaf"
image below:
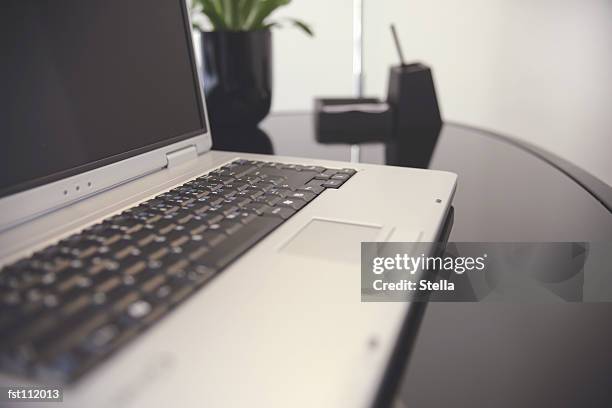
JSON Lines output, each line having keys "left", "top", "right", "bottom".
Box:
{"left": 210, "top": 0, "right": 226, "bottom": 26}
{"left": 220, "top": 0, "right": 242, "bottom": 29}
{"left": 284, "top": 18, "right": 313, "bottom": 36}
{"left": 195, "top": 0, "right": 313, "bottom": 35}
{"left": 233, "top": 0, "right": 243, "bottom": 29}
{"left": 247, "top": 0, "right": 291, "bottom": 30}
{"left": 238, "top": 0, "right": 257, "bottom": 29}
{"left": 200, "top": 0, "right": 228, "bottom": 29}
{"left": 210, "top": 0, "right": 224, "bottom": 13}
{"left": 263, "top": 22, "right": 281, "bottom": 29}
{"left": 265, "top": 18, "right": 314, "bottom": 36}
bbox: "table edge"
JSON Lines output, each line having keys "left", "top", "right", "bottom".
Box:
{"left": 447, "top": 121, "right": 612, "bottom": 214}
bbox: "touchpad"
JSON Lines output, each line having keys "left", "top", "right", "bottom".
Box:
{"left": 281, "top": 219, "right": 383, "bottom": 264}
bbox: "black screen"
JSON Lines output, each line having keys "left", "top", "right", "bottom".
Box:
{"left": 0, "top": 0, "right": 206, "bottom": 198}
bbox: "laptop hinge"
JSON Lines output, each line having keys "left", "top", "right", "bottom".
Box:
{"left": 165, "top": 145, "right": 198, "bottom": 168}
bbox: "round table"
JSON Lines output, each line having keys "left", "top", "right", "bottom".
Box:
{"left": 213, "top": 113, "right": 612, "bottom": 407}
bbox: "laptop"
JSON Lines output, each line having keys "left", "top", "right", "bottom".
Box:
{"left": 0, "top": 1, "right": 456, "bottom": 407}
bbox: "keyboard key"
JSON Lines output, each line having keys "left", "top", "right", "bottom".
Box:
{"left": 317, "top": 169, "right": 336, "bottom": 179}
{"left": 243, "top": 202, "right": 271, "bottom": 215}
{"left": 277, "top": 198, "right": 307, "bottom": 211}
{"left": 264, "top": 206, "right": 297, "bottom": 220}
{"left": 338, "top": 168, "right": 357, "bottom": 175}
{"left": 296, "top": 184, "right": 325, "bottom": 195}
{"left": 218, "top": 220, "right": 244, "bottom": 235}
{"left": 304, "top": 166, "right": 326, "bottom": 173}
{"left": 331, "top": 173, "right": 351, "bottom": 181}
{"left": 321, "top": 179, "right": 345, "bottom": 189}
{"left": 198, "top": 231, "right": 227, "bottom": 247}
{"left": 287, "top": 191, "right": 316, "bottom": 202}
{"left": 127, "top": 300, "right": 152, "bottom": 319}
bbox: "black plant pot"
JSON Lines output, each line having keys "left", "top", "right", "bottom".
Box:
{"left": 200, "top": 29, "right": 272, "bottom": 129}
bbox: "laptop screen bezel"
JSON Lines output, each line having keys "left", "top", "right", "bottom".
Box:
{"left": 0, "top": 0, "right": 213, "bottom": 231}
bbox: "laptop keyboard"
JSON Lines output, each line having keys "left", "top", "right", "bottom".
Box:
{"left": 0, "top": 159, "right": 356, "bottom": 382}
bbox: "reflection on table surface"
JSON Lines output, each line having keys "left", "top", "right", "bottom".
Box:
{"left": 212, "top": 113, "right": 612, "bottom": 241}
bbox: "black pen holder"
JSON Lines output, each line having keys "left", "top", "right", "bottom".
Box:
{"left": 387, "top": 62, "right": 442, "bottom": 132}
{"left": 385, "top": 62, "right": 443, "bottom": 168}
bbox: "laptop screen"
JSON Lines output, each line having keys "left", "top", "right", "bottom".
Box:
{"left": 0, "top": 0, "right": 206, "bottom": 199}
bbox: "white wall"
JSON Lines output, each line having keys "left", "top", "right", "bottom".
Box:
{"left": 273, "top": 0, "right": 612, "bottom": 186}
{"left": 271, "top": 0, "right": 355, "bottom": 112}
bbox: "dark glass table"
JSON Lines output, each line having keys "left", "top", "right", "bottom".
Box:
{"left": 213, "top": 113, "right": 612, "bottom": 407}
